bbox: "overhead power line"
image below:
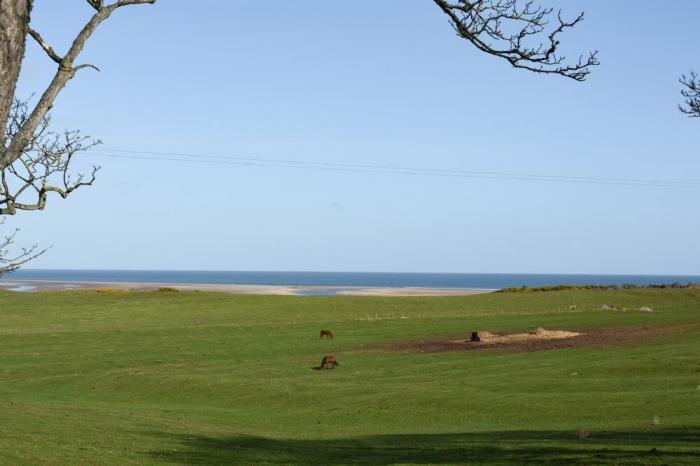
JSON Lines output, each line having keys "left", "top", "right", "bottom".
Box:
{"left": 84, "top": 148, "right": 700, "bottom": 189}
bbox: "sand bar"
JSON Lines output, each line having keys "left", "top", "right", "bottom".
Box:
{"left": 0, "top": 279, "right": 494, "bottom": 296}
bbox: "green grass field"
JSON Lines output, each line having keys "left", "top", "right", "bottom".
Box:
{"left": 0, "top": 287, "right": 698, "bottom": 465}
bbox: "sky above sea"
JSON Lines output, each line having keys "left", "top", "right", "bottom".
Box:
{"left": 5, "top": 1, "right": 700, "bottom": 275}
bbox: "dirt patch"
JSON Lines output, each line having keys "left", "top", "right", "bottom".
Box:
{"left": 378, "top": 325, "right": 688, "bottom": 354}
{"left": 454, "top": 328, "right": 582, "bottom": 345}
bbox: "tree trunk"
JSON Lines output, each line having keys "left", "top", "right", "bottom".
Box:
{"left": 0, "top": 0, "right": 32, "bottom": 147}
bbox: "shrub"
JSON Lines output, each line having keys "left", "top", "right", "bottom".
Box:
{"left": 95, "top": 288, "right": 125, "bottom": 294}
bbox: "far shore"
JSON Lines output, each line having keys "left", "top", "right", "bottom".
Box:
{"left": 0, "top": 279, "right": 495, "bottom": 297}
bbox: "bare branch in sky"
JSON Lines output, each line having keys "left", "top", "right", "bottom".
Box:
{"left": 432, "top": 0, "right": 598, "bottom": 81}
{"left": 1, "top": 99, "right": 100, "bottom": 215}
{"left": 679, "top": 72, "right": 700, "bottom": 117}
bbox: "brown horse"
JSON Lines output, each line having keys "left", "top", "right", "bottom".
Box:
{"left": 319, "top": 329, "right": 334, "bottom": 339}
{"left": 320, "top": 354, "right": 338, "bottom": 370}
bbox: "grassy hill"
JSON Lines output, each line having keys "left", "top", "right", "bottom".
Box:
{"left": 0, "top": 288, "right": 698, "bottom": 464}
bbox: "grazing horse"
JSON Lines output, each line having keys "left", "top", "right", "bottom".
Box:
{"left": 319, "top": 329, "right": 334, "bottom": 339}
{"left": 320, "top": 354, "right": 338, "bottom": 370}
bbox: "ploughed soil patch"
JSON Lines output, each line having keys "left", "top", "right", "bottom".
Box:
{"left": 378, "top": 326, "right": 687, "bottom": 354}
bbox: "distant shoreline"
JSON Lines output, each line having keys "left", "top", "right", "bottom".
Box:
{"left": 5, "top": 269, "right": 700, "bottom": 291}
{"left": 0, "top": 279, "right": 494, "bottom": 297}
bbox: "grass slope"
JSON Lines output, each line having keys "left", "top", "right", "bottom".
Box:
{"left": 0, "top": 288, "right": 698, "bottom": 464}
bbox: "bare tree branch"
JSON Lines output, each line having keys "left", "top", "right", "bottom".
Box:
{"left": 73, "top": 63, "right": 101, "bottom": 73}
{"left": 113, "top": 0, "right": 155, "bottom": 6}
{"left": 0, "top": 217, "right": 48, "bottom": 275}
{"left": 27, "top": 27, "right": 61, "bottom": 64}
{"left": 1, "top": 99, "right": 101, "bottom": 215}
{"left": 432, "top": 0, "right": 598, "bottom": 81}
{"left": 679, "top": 71, "right": 700, "bottom": 117}
{"left": 86, "top": 0, "right": 104, "bottom": 11}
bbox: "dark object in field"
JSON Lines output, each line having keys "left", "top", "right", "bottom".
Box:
{"left": 320, "top": 354, "right": 338, "bottom": 370}
{"left": 320, "top": 329, "right": 334, "bottom": 339}
{"left": 470, "top": 332, "right": 481, "bottom": 342}
{"left": 579, "top": 430, "right": 589, "bottom": 440}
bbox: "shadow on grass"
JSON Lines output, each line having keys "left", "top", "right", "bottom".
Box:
{"left": 146, "top": 428, "right": 700, "bottom": 465}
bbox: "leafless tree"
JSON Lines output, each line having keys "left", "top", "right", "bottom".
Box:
{"left": 0, "top": 0, "right": 595, "bottom": 272}
{"left": 0, "top": 0, "right": 155, "bottom": 271}
{"left": 1, "top": 0, "right": 155, "bottom": 189}
{"left": 432, "top": 0, "right": 598, "bottom": 81}
{"left": 679, "top": 71, "right": 700, "bottom": 117}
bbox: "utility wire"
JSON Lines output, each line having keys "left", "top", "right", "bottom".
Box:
{"left": 85, "top": 148, "right": 700, "bottom": 188}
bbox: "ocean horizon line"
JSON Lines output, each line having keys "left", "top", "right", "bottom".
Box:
{"left": 7, "top": 268, "right": 700, "bottom": 277}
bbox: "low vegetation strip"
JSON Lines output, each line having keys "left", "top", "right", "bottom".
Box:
{"left": 499, "top": 283, "right": 700, "bottom": 293}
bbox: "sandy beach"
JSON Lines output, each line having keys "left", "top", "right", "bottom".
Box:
{"left": 0, "top": 279, "right": 494, "bottom": 297}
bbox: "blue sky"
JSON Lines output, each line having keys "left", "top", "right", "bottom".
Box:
{"left": 7, "top": 0, "right": 700, "bottom": 274}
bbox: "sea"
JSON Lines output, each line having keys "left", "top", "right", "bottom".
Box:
{"left": 2, "top": 269, "right": 700, "bottom": 293}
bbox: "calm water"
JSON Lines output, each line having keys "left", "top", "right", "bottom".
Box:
{"left": 3, "top": 269, "right": 700, "bottom": 290}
